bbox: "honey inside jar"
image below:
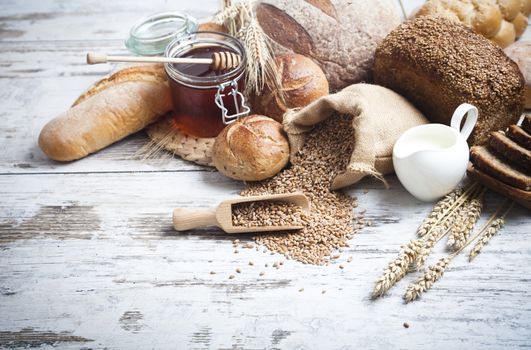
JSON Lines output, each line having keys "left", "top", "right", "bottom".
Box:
{"left": 164, "top": 32, "right": 247, "bottom": 138}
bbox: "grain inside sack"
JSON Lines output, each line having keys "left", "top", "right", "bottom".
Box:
{"left": 241, "top": 115, "right": 363, "bottom": 265}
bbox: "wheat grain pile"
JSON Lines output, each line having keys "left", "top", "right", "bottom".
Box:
{"left": 241, "top": 115, "right": 363, "bottom": 265}
{"left": 232, "top": 201, "right": 306, "bottom": 227}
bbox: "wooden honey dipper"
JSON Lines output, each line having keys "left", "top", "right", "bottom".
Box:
{"left": 86, "top": 51, "right": 242, "bottom": 71}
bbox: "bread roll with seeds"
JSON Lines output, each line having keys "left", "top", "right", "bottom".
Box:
{"left": 374, "top": 17, "right": 525, "bottom": 146}
{"left": 212, "top": 115, "right": 289, "bottom": 181}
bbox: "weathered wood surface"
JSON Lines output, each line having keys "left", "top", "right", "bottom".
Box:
{"left": 1, "top": 0, "right": 530, "bottom": 349}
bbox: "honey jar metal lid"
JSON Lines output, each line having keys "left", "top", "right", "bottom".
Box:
{"left": 125, "top": 12, "right": 198, "bottom": 56}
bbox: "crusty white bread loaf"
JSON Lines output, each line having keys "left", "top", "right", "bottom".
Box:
{"left": 505, "top": 41, "right": 531, "bottom": 108}
{"left": 414, "top": 0, "right": 530, "bottom": 48}
{"left": 254, "top": 0, "right": 400, "bottom": 91}
{"left": 250, "top": 53, "right": 329, "bottom": 122}
{"left": 374, "top": 17, "right": 525, "bottom": 146}
{"left": 39, "top": 65, "right": 172, "bottom": 161}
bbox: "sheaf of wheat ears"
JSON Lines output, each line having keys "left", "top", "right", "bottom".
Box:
{"left": 371, "top": 239, "right": 424, "bottom": 299}
{"left": 469, "top": 201, "right": 513, "bottom": 262}
{"left": 404, "top": 199, "right": 511, "bottom": 303}
{"left": 416, "top": 182, "right": 479, "bottom": 240}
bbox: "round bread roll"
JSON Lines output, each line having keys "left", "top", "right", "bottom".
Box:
{"left": 414, "top": 0, "right": 530, "bottom": 48}
{"left": 374, "top": 16, "right": 525, "bottom": 146}
{"left": 490, "top": 19, "right": 517, "bottom": 47}
{"left": 250, "top": 54, "right": 329, "bottom": 122}
{"left": 212, "top": 115, "right": 289, "bottom": 181}
{"left": 512, "top": 12, "right": 529, "bottom": 37}
{"left": 254, "top": 0, "right": 400, "bottom": 91}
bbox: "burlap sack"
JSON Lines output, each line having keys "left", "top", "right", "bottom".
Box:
{"left": 283, "top": 84, "right": 428, "bottom": 190}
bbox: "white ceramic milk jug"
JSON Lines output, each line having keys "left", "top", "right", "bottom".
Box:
{"left": 393, "top": 103, "right": 478, "bottom": 202}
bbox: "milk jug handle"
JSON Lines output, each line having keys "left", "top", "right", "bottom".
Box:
{"left": 450, "top": 103, "right": 478, "bottom": 141}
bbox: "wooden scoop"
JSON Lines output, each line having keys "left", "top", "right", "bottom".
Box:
{"left": 172, "top": 193, "right": 310, "bottom": 233}
{"left": 86, "top": 51, "right": 241, "bottom": 71}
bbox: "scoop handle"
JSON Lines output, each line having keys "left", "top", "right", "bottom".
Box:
{"left": 172, "top": 208, "right": 218, "bottom": 231}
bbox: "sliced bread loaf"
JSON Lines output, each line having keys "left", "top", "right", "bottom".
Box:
{"left": 489, "top": 131, "right": 531, "bottom": 172}
{"left": 470, "top": 146, "right": 531, "bottom": 191}
{"left": 506, "top": 125, "right": 531, "bottom": 150}
{"left": 523, "top": 115, "right": 531, "bottom": 134}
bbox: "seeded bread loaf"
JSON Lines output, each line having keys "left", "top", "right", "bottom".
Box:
{"left": 254, "top": 0, "right": 400, "bottom": 90}
{"left": 414, "top": 0, "right": 531, "bottom": 48}
{"left": 470, "top": 146, "right": 531, "bottom": 190}
{"left": 374, "top": 16, "right": 525, "bottom": 146}
{"left": 490, "top": 131, "right": 531, "bottom": 170}
{"left": 506, "top": 124, "right": 531, "bottom": 149}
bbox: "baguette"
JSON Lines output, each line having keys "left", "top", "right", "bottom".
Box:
{"left": 506, "top": 124, "right": 531, "bottom": 149}
{"left": 39, "top": 65, "right": 172, "bottom": 161}
{"left": 470, "top": 146, "right": 531, "bottom": 190}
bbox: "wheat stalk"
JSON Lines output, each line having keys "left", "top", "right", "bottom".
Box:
{"left": 404, "top": 257, "right": 450, "bottom": 303}
{"left": 468, "top": 202, "right": 513, "bottom": 261}
{"left": 416, "top": 188, "right": 463, "bottom": 237}
{"left": 404, "top": 199, "right": 511, "bottom": 302}
{"left": 371, "top": 239, "right": 424, "bottom": 299}
{"left": 415, "top": 226, "right": 445, "bottom": 270}
{"left": 447, "top": 196, "right": 483, "bottom": 250}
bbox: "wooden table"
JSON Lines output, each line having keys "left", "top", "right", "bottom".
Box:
{"left": 1, "top": 1, "right": 530, "bottom": 348}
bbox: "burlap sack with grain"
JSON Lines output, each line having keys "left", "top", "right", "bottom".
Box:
{"left": 283, "top": 84, "right": 428, "bottom": 190}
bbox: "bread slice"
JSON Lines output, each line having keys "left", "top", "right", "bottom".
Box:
{"left": 467, "top": 164, "right": 530, "bottom": 210}
{"left": 470, "top": 146, "right": 530, "bottom": 191}
{"left": 506, "top": 124, "right": 531, "bottom": 150}
{"left": 523, "top": 115, "right": 531, "bottom": 134}
{"left": 489, "top": 131, "right": 531, "bottom": 172}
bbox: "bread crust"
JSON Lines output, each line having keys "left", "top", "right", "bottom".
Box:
{"left": 39, "top": 64, "right": 172, "bottom": 161}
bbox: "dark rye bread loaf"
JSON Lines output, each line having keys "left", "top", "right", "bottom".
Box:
{"left": 374, "top": 16, "right": 525, "bottom": 146}
{"left": 471, "top": 146, "right": 531, "bottom": 190}
{"left": 490, "top": 131, "right": 531, "bottom": 171}
{"left": 506, "top": 125, "right": 531, "bottom": 149}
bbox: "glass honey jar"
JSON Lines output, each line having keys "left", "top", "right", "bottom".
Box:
{"left": 164, "top": 32, "right": 249, "bottom": 138}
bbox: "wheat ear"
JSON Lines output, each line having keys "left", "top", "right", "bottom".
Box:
{"left": 469, "top": 202, "right": 513, "bottom": 261}
{"left": 447, "top": 190, "right": 484, "bottom": 250}
{"left": 404, "top": 257, "right": 450, "bottom": 303}
{"left": 371, "top": 239, "right": 424, "bottom": 299}
{"left": 417, "top": 188, "right": 463, "bottom": 237}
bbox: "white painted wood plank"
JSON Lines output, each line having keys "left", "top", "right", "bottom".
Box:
{"left": 0, "top": 173, "right": 529, "bottom": 348}
{"left": 0, "top": 0, "right": 219, "bottom": 42}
